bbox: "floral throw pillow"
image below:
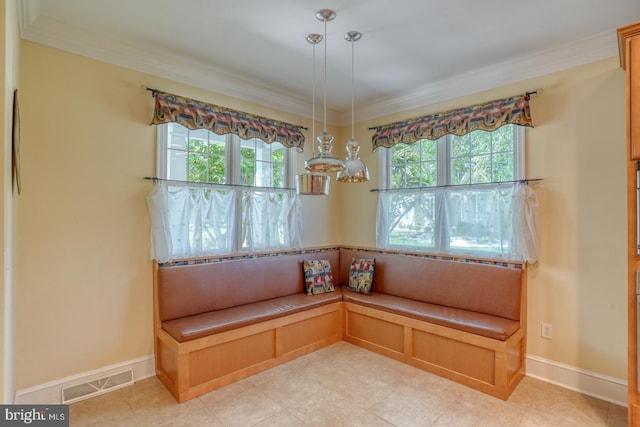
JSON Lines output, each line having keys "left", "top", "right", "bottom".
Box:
{"left": 303, "top": 259, "right": 335, "bottom": 295}
{"left": 348, "top": 258, "right": 375, "bottom": 295}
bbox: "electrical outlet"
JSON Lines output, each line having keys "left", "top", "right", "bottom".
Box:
{"left": 541, "top": 323, "right": 553, "bottom": 340}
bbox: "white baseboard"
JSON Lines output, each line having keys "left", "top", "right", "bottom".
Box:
{"left": 526, "top": 354, "right": 628, "bottom": 407}
{"left": 13, "top": 355, "right": 155, "bottom": 404}
{"left": 12, "top": 353, "right": 628, "bottom": 407}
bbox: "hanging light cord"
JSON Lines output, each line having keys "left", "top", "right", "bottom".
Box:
{"left": 350, "top": 38, "right": 355, "bottom": 140}
{"left": 311, "top": 41, "right": 317, "bottom": 155}
{"left": 322, "top": 17, "right": 328, "bottom": 132}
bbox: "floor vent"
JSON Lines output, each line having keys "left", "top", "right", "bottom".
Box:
{"left": 61, "top": 369, "right": 134, "bottom": 404}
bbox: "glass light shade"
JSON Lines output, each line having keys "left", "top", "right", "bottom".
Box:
{"left": 296, "top": 172, "right": 330, "bottom": 195}
{"left": 336, "top": 138, "right": 370, "bottom": 182}
{"left": 304, "top": 130, "right": 346, "bottom": 172}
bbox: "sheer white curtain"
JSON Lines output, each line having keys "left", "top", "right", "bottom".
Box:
{"left": 147, "top": 184, "right": 303, "bottom": 262}
{"left": 243, "top": 189, "right": 302, "bottom": 253}
{"left": 146, "top": 183, "right": 235, "bottom": 263}
{"left": 376, "top": 183, "right": 540, "bottom": 262}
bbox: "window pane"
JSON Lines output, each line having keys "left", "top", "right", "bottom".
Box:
{"left": 167, "top": 149, "right": 187, "bottom": 180}
{"left": 188, "top": 152, "right": 209, "bottom": 182}
{"left": 470, "top": 131, "right": 491, "bottom": 155}
{"left": 391, "top": 140, "right": 437, "bottom": 189}
{"left": 421, "top": 161, "right": 437, "bottom": 187}
{"left": 451, "top": 158, "right": 470, "bottom": 185}
{"left": 168, "top": 123, "right": 189, "bottom": 150}
{"left": 406, "top": 163, "right": 421, "bottom": 188}
{"left": 470, "top": 154, "right": 492, "bottom": 183}
{"left": 451, "top": 135, "right": 469, "bottom": 157}
{"left": 421, "top": 139, "right": 437, "bottom": 161}
{"left": 447, "top": 188, "right": 513, "bottom": 256}
{"left": 492, "top": 125, "right": 513, "bottom": 152}
{"left": 391, "top": 145, "right": 407, "bottom": 164}
{"left": 188, "top": 138, "right": 208, "bottom": 153}
{"left": 240, "top": 139, "right": 286, "bottom": 188}
{"left": 386, "top": 192, "right": 436, "bottom": 249}
{"left": 391, "top": 165, "right": 406, "bottom": 189}
{"left": 493, "top": 152, "right": 514, "bottom": 181}
{"left": 404, "top": 143, "right": 419, "bottom": 162}
{"left": 208, "top": 153, "right": 226, "bottom": 184}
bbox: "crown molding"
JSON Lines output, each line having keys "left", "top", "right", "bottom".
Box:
{"left": 348, "top": 30, "right": 618, "bottom": 124}
{"left": 18, "top": 8, "right": 337, "bottom": 124}
{"left": 19, "top": 2, "right": 617, "bottom": 126}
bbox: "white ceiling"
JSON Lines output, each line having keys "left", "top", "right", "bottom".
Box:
{"left": 17, "top": 0, "right": 640, "bottom": 124}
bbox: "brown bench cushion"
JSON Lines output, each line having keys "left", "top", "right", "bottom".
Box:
{"left": 343, "top": 289, "right": 519, "bottom": 341}
{"left": 157, "top": 250, "right": 340, "bottom": 322}
{"left": 163, "top": 289, "right": 343, "bottom": 342}
{"left": 339, "top": 249, "right": 522, "bottom": 321}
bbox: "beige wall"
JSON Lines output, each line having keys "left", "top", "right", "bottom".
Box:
{"left": 15, "top": 38, "right": 627, "bottom": 389}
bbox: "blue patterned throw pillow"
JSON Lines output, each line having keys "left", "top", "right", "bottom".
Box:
{"left": 347, "top": 258, "right": 375, "bottom": 295}
{"left": 303, "top": 259, "right": 335, "bottom": 295}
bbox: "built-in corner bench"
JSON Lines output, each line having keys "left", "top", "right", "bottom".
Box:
{"left": 153, "top": 247, "right": 526, "bottom": 403}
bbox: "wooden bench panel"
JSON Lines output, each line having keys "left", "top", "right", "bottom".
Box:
{"left": 189, "top": 330, "right": 275, "bottom": 387}
{"left": 412, "top": 329, "right": 495, "bottom": 385}
{"left": 155, "top": 302, "right": 343, "bottom": 402}
{"left": 343, "top": 302, "right": 525, "bottom": 400}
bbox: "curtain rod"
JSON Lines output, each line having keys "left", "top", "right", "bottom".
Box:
{"left": 143, "top": 86, "right": 308, "bottom": 131}
{"left": 367, "top": 89, "right": 543, "bottom": 131}
{"left": 144, "top": 176, "right": 296, "bottom": 192}
{"left": 369, "top": 178, "right": 543, "bottom": 193}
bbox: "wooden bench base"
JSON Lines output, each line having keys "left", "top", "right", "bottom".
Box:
{"left": 155, "top": 302, "right": 344, "bottom": 403}
{"left": 343, "top": 302, "right": 526, "bottom": 400}
{"left": 155, "top": 299, "right": 526, "bottom": 403}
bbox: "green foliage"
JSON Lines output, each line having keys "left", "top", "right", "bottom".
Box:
{"left": 180, "top": 134, "right": 286, "bottom": 188}
{"left": 391, "top": 139, "right": 438, "bottom": 189}
{"left": 187, "top": 139, "right": 226, "bottom": 184}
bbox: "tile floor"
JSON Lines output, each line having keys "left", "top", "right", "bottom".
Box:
{"left": 69, "top": 342, "right": 627, "bottom": 426}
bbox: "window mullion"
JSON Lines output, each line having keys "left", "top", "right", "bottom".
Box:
{"left": 227, "top": 135, "right": 242, "bottom": 252}
{"left": 438, "top": 136, "right": 449, "bottom": 186}
{"left": 435, "top": 136, "right": 449, "bottom": 253}
{"left": 514, "top": 125, "right": 525, "bottom": 180}
{"left": 157, "top": 124, "right": 169, "bottom": 179}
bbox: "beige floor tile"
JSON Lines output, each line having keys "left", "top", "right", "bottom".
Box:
{"left": 69, "top": 389, "right": 135, "bottom": 426}
{"left": 286, "top": 387, "right": 375, "bottom": 427}
{"left": 197, "top": 378, "right": 255, "bottom": 408}
{"left": 69, "top": 342, "right": 628, "bottom": 427}
{"left": 253, "top": 409, "right": 308, "bottom": 427}
{"left": 256, "top": 369, "right": 323, "bottom": 409}
{"left": 432, "top": 390, "right": 525, "bottom": 427}
{"left": 157, "top": 408, "right": 224, "bottom": 427}
{"left": 204, "top": 386, "right": 282, "bottom": 427}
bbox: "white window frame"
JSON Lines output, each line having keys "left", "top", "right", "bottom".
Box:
{"left": 379, "top": 125, "right": 524, "bottom": 189}
{"left": 377, "top": 125, "right": 525, "bottom": 257}
{"left": 157, "top": 123, "right": 296, "bottom": 186}
{"left": 156, "top": 123, "right": 298, "bottom": 254}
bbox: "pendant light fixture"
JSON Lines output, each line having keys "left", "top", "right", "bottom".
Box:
{"left": 337, "top": 31, "right": 370, "bottom": 183}
{"left": 296, "top": 33, "right": 330, "bottom": 195}
{"left": 304, "top": 9, "right": 346, "bottom": 174}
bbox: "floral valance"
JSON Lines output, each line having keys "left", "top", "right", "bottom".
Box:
{"left": 372, "top": 94, "right": 533, "bottom": 150}
{"left": 150, "top": 90, "right": 305, "bottom": 151}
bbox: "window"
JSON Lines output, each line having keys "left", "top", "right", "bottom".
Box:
{"left": 149, "top": 123, "right": 301, "bottom": 261}
{"left": 377, "top": 125, "right": 525, "bottom": 258}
